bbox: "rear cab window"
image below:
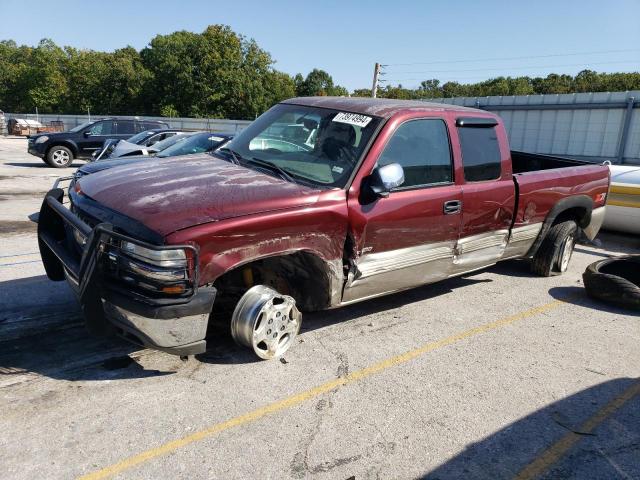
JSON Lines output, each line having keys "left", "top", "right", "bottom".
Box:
{"left": 457, "top": 117, "right": 502, "bottom": 182}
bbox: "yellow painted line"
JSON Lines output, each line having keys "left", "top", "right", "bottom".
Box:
{"left": 608, "top": 199, "right": 640, "bottom": 209}
{"left": 610, "top": 184, "right": 640, "bottom": 196}
{"left": 78, "top": 298, "right": 567, "bottom": 480}
{"left": 514, "top": 379, "right": 640, "bottom": 480}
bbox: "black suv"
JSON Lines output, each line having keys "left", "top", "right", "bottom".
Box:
{"left": 28, "top": 118, "right": 169, "bottom": 168}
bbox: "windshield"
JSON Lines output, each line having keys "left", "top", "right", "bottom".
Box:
{"left": 223, "top": 104, "right": 381, "bottom": 188}
{"left": 150, "top": 133, "right": 192, "bottom": 152}
{"left": 126, "top": 130, "right": 154, "bottom": 144}
{"left": 70, "top": 121, "right": 93, "bottom": 133}
{"left": 157, "top": 132, "right": 228, "bottom": 158}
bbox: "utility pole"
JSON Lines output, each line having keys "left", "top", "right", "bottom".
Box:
{"left": 371, "top": 62, "right": 381, "bottom": 98}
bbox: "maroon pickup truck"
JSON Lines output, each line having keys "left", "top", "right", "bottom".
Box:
{"left": 38, "top": 97, "right": 610, "bottom": 359}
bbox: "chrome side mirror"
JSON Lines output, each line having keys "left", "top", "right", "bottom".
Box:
{"left": 369, "top": 163, "right": 405, "bottom": 197}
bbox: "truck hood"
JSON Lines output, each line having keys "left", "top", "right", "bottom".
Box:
{"left": 79, "top": 154, "right": 150, "bottom": 175}
{"left": 76, "top": 154, "right": 321, "bottom": 237}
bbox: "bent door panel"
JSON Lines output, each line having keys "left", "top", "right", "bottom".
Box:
{"left": 344, "top": 185, "right": 462, "bottom": 303}
{"left": 343, "top": 117, "right": 462, "bottom": 303}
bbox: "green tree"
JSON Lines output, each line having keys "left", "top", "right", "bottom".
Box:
{"left": 13, "top": 39, "right": 68, "bottom": 113}
{"left": 140, "top": 25, "right": 290, "bottom": 119}
{"left": 351, "top": 88, "right": 373, "bottom": 97}
{"left": 295, "top": 69, "right": 348, "bottom": 96}
{"left": 418, "top": 79, "right": 442, "bottom": 98}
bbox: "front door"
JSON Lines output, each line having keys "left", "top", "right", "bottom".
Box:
{"left": 79, "top": 120, "right": 115, "bottom": 156}
{"left": 343, "top": 117, "right": 462, "bottom": 303}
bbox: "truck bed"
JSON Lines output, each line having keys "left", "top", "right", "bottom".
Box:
{"left": 511, "top": 150, "right": 610, "bottom": 227}
{"left": 511, "top": 150, "right": 596, "bottom": 174}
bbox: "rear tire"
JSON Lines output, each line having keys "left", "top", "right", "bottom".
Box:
{"left": 531, "top": 220, "right": 577, "bottom": 277}
{"left": 46, "top": 146, "right": 74, "bottom": 168}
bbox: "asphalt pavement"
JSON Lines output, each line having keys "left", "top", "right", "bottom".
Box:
{"left": 1, "top": 136, "right": 639, "bottom": 480}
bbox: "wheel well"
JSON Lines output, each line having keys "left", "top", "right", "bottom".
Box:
{"left": 212, "top": 251, "right": 335, "bottom": 319}
{"left": 552, "top": 206, "right": 590, "bottom": 229}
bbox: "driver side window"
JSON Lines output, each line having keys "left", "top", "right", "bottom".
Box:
{"left": 88, "top": 120, "right": 113, "bottom": 136}
{"left": 377, "top": 119, "right": 452, "bottom": 189}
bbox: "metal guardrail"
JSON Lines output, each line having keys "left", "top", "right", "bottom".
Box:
{"left": 427, "top": 91, "right": 640, "bottom": 164}
{"left": 1, "top": 113, "right": 252, "bottom": 136}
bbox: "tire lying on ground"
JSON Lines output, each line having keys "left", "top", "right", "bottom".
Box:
{"left": 582, "top": 255, "right": 640, "bottom": 311}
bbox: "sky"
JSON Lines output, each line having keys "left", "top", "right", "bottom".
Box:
{"left": 1, "top": 0, "right": 639, "bottom": 91}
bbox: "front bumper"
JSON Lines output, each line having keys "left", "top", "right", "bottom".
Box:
{"left": 28, "top": 145, "right": 45, "bottom": 158}
{"left": 38, "top": 188, "right": 215, "bottom": 355}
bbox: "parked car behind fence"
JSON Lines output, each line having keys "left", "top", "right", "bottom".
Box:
{"left": 27, "top": 117, "right": 169, "bottom": 168}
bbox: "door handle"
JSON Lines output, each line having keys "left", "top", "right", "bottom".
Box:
{"left": 443, "top": 200, "right": 462, "bottom": 215}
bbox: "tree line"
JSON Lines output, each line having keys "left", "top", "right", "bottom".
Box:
{"left": 355, "top": 71, "right": 640, "bottom": 100}
{"left": 0, "top": 25, "right": 348, "bottom": 119}
{"left": 1, "top": 25, "right": 639, "bottom": 119}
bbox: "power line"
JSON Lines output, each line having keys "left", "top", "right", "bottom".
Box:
{"left": 383, "top": 61, "right": 639, "bottom": 83}
{"left": 382, "top": 48, "right": 640, "bottom": 67}
{"left": 385, "top": 60, "right": 638, "bottom": 76}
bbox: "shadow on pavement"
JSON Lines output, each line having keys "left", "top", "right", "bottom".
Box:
{"left": 422, "top": 377, "right": 640, "bottom": 479}
{"left": 198, "top": 275, "right": 493, "bottom": 365}
{"left": 548, "top": 286, "right": 640, "bottom": 318}
{"left": 0, "top": 275, "right": 171, "bottom": 382}
{"left": 5, "top": 161, "right": 85, "bottom": 169}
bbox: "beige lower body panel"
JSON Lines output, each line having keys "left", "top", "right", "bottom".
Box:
{"left": 449, "top": 229, "right": 509, "bottom": 275}
{"left": 340, "top": 223, "right": 544, "bottom": 306}
{"left": 503, "top": 223, "right": 543, "bottom": 259}
{"left": 341, "top": 241, "right": 455, "bottom": 304}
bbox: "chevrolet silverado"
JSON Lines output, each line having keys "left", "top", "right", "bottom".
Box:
{"left": 37, "top": 97, "right": 610, "bottom": 359}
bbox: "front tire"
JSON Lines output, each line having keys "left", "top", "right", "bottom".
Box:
{"left": 531, "top": 220, "right": 577, "bottom": 277}
{"left": 46, "top": 146, "right": 74, "bottom": 168}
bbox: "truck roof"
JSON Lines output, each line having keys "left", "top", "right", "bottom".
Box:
{"left": 282, "top": 96, "right": 484, "bottom": 119}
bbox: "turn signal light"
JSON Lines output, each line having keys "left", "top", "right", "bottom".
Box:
{"left": 161, "top": 285, "right": 186, "bottom": 294}
{"left": 595, "top": 192, "right": 607, "bottom": 205}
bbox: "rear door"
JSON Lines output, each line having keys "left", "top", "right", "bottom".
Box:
{"left": 343, "top": 115, "right": 462, "bottom": 303}
{"left": 78, "top": 120, "right": 115, "bottom": 156}
{"left": 451, "top": 117, "right": 516, "bottom": 273}
{"left": 115, "top": 120, "right": 136, "bottom": 139}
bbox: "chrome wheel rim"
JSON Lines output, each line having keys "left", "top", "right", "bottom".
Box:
{"left": 52, "top": 149, "right": 70, "bottom": 166}
{"left": 559, "top": 234, "right": 574, "bottom": 272}
{"left": 231, "top": 285, "right": 301, "bottom": 360}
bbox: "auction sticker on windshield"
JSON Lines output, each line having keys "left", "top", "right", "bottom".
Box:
{"left": 332, "top": 112, "right": 372, "bottom": 128}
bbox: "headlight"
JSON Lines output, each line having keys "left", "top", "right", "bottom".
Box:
{"left": 35, "top": 136, "right": 49, "bottom": 144}
{"left": 120, "top": 241, "right": 187, "bottom": 267}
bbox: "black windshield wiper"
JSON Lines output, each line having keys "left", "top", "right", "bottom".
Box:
{"left": 246, "top": 157, "right": 296, "bottom": 183}
{"left": 217, "top": 147, "right": 241, "bottom": 165}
